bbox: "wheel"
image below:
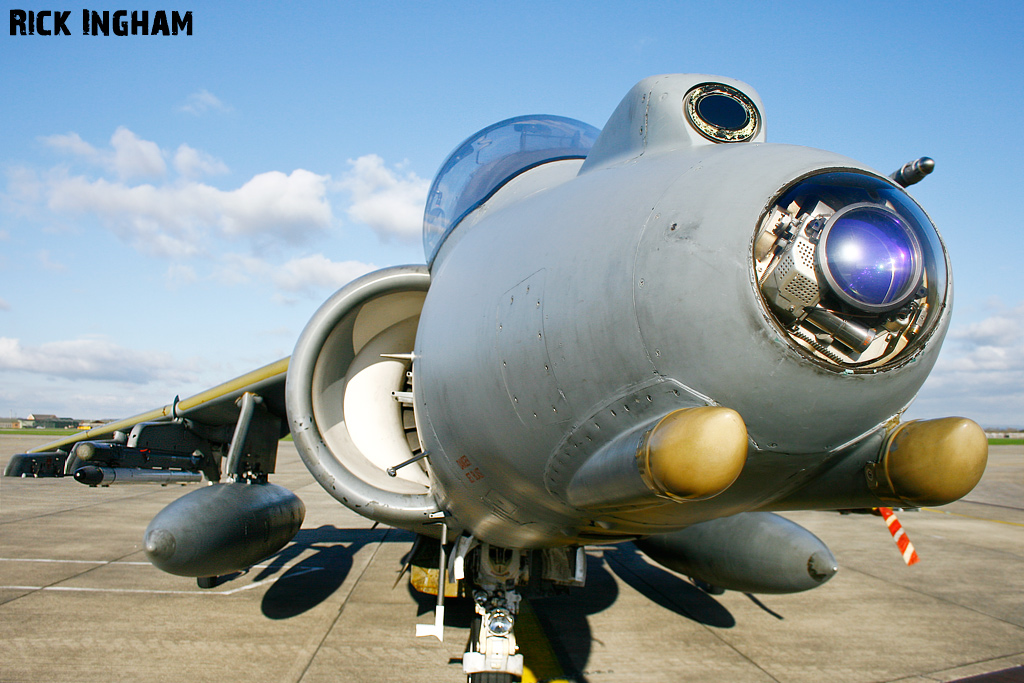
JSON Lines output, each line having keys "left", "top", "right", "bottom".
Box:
{"left": 465, "top": 616, "right": 519, "bottom": 683}
{"left": 468, "top": 673, "right": 515, "bottom": 683}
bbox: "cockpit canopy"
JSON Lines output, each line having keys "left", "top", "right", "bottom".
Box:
{"left": 423, "top": 115, "right": 600, "bottom": 266}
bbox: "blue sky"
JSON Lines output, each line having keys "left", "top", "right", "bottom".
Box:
{"left": 2, "top": 1, "right": 1021, "bottom": 427}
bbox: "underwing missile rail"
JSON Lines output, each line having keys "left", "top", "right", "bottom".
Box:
{"left": 73, "top": 464, "right": 205, "bottom": 486}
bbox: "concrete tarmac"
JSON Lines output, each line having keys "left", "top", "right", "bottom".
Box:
{"left": 2, "top": 434, "right": 1021, "bottom": 683}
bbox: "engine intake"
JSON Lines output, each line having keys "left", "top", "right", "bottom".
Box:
{"left": 286, "top": 265, "right": 440, "bottom": 530}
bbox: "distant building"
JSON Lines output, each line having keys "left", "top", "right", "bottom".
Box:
{"left": 24, "top": 414, "right": 79, "bottom": 429}
{"left": 0, "top": 418, "right": 22, "bottom": 429}
{"left": 986, "top": 430, "right": 1023, "bottom": 439}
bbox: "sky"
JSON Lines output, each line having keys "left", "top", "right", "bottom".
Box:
{"left": 1, "top": 1, "right": 1021, "bottom": 428}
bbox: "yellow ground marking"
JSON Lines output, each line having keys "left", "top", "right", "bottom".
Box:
{"left": 922, "top": 507, "right": 1024, "bottom": 527}
{"left": 517, "top": 598, "right": 573, "bottom": 683}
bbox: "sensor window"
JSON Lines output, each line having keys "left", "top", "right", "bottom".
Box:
{"left": 697, "top": 94, "right": 750, "bottom": 131}
{"left": 818, "top": 204, "right": 922, "bottom": 313}
{"left": 684, "top": 83, "right": 760, "bottom": 143}
{"left": 753, "top": 172, "right": 947, "bottom": 371}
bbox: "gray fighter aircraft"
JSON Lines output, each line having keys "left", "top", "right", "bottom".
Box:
{"left": 7, "top": 74, "right": 989, "bottom": 682}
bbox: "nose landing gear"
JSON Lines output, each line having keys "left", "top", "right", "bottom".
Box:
{"left": 412, "top": 533, "right": 585, "bottom": 682}
{"left": 462, "top": 542, "right": 524, "bottom": 682}
{"left": 463, "top": 588, "right": 524, "bottom": 682}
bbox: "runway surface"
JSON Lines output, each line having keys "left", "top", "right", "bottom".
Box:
{"left": 2, "top": 434, "right": 1022, "bottom": 683}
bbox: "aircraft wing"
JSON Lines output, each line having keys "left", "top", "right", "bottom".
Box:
{"left": 5, "top": 357, "right": 289, "bottom": 479}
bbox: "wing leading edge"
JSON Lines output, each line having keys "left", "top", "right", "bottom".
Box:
{"left": 5, "top": 357, "right": 289, "bottom": 477}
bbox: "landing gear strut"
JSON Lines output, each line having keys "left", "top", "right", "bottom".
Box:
{"left": 463, "top": 587, "right": 523, "bottom": 682}
{"left": 412, "top": 533, "right": 585, "bottom": 682}
{"left": 460, "top": 542, "right": 524, "bottom": 681}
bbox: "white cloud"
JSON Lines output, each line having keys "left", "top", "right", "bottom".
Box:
{"left": 219, "top": 169, "right": 333, "bottom": 239}
{"left": 21, "top": 130, "right": 430, "bottom": 259}
{"left": 164, "top": 263, "right": 198, "bottom": 289}
{"left": 950, "top": 308, "right": 1020, "bottom": 349}
{"left": 337, "top": 154, "right": 428, "bottom": 241}
{"left": 0, "top": 297, "right": 10, "bottom": 311}
{"left": 37, "top": 249, "right": 66, "bottom": 272}
{"left": 110, "top": 127, "right": 166, "bottom": 179}
{"left": 45, "top": 174, "right": 204, "bottom": 257}
{"left": 272, "top": 254, "right": 376, "bottom": 293}
{"left": 940, "top": 302, "right": 1024, "bottom": 376}
{"left": 42, "top": 127, "right": 166, "bottom": 180}
{"left": 3, "top": 166, "right": 45, "bottom": 215}
{"left": 173, "top": 144, "right": 228, "bottom": 179}
{"left": 0, "top": 336, "right": 195, "bottom": 385}
{"left": 908, "top": 301, "right": 1024, "bottom": 427}
{"left": 41, "top": 131, "right": 99, "bottom": 158}
{"left": 222, "top": 253, "right": 375, "bottom": 297}
{"left": 179, "top": 89, "right": 231, "bottom": 116}
{"left": 43, "top": 167, "right": 333, "bottom": 257}
{"left": 7, "top": 128, "right": 414, "bottom": 310}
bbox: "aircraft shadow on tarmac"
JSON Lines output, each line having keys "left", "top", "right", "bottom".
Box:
{"left": 255, "top": 525, "right": 401, "bottom": 620}
{"left": 245, "top": 528, "right": 754, "bottom": 678}
{"left": 603, "top": 544, "right": 737, "bottom": 627}
{"left": 527, "top": 545, "right": 741, "bottom": 679}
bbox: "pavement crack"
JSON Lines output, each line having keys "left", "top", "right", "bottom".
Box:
{"left": 841, "top": 564, "right": 1024, "bottom": 632}
{"left": 287, "top": 526, "right": 395, "bottom": 683}
{"left": 0, "top": 546, "right": 146, "bottom": 605}
{"left": 0, "top": 487, "right": 174, "bottom": 525}
{"left": 603, "top": 549, "right": 783, "bottom": 683}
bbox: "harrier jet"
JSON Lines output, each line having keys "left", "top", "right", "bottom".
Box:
{"left": 8, "top": 74, "right": 988, "bottom": 682}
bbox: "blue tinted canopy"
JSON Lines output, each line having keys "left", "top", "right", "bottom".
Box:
{"left": 423, "top": 115, "right": 600, "bottom": 265}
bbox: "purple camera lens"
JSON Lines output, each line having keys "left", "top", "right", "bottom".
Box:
{"left": 820, "top": 205, "right": 921, "bottom": 311}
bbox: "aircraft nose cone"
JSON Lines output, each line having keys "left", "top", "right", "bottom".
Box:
{"left": 807, "top": 549, "right": 838, "bottom": 584}
{"left": 144, "top": 528, "right": 176, "bottom": 562}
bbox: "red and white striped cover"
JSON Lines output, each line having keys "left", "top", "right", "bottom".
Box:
{"left": 878, "top": 507, "right": 920, "bottom": 565}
